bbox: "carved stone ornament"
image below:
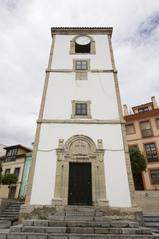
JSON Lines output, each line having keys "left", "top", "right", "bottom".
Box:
{"left": 53, "top": 135, "right": 108, "bottom": 207}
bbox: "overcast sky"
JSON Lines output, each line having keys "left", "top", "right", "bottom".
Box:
{"left": 0, "top": 0, "right": 159, "bottom": 147}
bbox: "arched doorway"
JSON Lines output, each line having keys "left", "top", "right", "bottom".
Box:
{"left": 53, "top": 135, "right": 108, "bottom": 207}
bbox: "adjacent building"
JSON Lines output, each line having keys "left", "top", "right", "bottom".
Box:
{"left": 124, "top": 96, "right": 159, "bottom": 191}
{"left": 0, "top": 144, "right": 7, "bottom": 162}
{"left": 0, "top": 144, "right": 32, "bottom": 199}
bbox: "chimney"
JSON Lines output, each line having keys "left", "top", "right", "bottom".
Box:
{"left": 151, "top": 96, "right": 158, "bottom": 109}
{"left": 123, "top": 104, "right": 129, "bottom": 116}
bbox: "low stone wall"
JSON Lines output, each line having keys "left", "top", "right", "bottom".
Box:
{"left": 134, "top": 191, "right": 159, "bottom": 214}
{"left": 0, "top": 185, "right": 9, "bottom": 199}
{"left": 0, "top": 198, "right": 12, "bottom": 212}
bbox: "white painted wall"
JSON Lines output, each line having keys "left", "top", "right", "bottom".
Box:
{"left": 52, "top": 35, "right": 112, "bottom": 70}
{"left": 43, "top": 73, "right": 119, "bottom": 120}
{"left": 30, "top": 32, "right": 132, "bottom": 208}
{"left": 30, "top": 123, "right": 131, "bottom": 207}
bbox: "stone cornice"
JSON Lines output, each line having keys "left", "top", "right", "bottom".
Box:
{"left": 51, "top": 27, "right": 113, "bottom": 37}
{"left": 124, "top": 109, "right": 159, "bottom": 121}
{"left": 45, "top": 69, "right": 118, "bottom": 73}
{"left": 37, "top": 119, "right": 125, "bottom": 124}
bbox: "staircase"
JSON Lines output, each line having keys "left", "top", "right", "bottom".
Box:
{"left": 0, "top": 206, "right": 159, "bottom": 238}
{"left": 0, "top": 201, "right": 22, "bottom": 228}
{"left": 144, "top": 214, "right": 159, "bottom": 234}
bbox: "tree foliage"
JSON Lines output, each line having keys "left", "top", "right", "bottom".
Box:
{"left": 129, "top": 147, "right": 146, "bottom": 174}
{"left": 1, "top": 174, "right": 18, "bottom": 185}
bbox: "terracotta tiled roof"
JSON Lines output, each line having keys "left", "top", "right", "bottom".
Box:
{"left": 124, "top": 109, "right": 159, "bottom": 121}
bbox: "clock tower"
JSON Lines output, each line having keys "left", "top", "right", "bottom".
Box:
{"left": 26, "top": 27, "right": 134, "bottom": 209}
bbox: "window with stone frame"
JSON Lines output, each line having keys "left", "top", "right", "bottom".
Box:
{"left": 125, "top": 123, "right": 135, "bottom": 135}
{"left": 71, "top": 100, "right": 91, "bottom": 118}
{"left": 75, "top": 42, "right": 90, "bottom": 53}
{"left": 140, "top": 121, "right": 153, "bottom": 138}
{"left": 70, "top": 36, "right": 96, "bottom": 54}
{"left": 75, "top": 103, "right": 87, "bottom": 115}
{"left": 145, "top": 143, "right": 158, "bottom": 162}
{"left": 74, "top": 59, "right": 90, "bottom": 80}
{"left": 156, "top": 118, "right": 159, "bottom": 129}
{"left": 75, "top": 60, "right": 88, "bottom": 70}
{"left": 5, "top": 169, "right": 11, "bottom": 175}
{"left": 150, "top": 170, "right": 159, "bottom": 184}
{"left": 14, "top": 167, "right": 20, "bottom": 180}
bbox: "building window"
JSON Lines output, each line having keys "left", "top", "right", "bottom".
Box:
{"left": 140, "top": 121, "right": 153, "bottom": 138}
{"left": 125, "top": 124, "right": 135, "bottom": 135}
{"left": 145, "top": 143, "right": 158, "bottom": 162}
{"left": 71, "top": 100, "right": 91, "bottom": 118}
{"left": 138, "top": 107, "right": 149, "bottom": 113}
{"left": 14, "top": 167, "right": 20, "bottom": 179}
{"left": 6, "top": 148, "right": 17, "bottom": 161}
{"left": 75, "top": 103, "right": 87, "bottom": 115}
{"left": 74, "top": 59, "right": 90, "bottom": 80}
{"left": 75, "top": 60, "right": 88, "bottom": 70}
{"left": 156, "top": 118, "right": 159, "bottom": 129}
{"left": 5, "top": 169, "right": 11, "bottom": 175}
{"left": 150, "top": 170, "right": 159, "bottom": 184}
{"left": 70, "top": 35, "right": 96, "bottom": 54}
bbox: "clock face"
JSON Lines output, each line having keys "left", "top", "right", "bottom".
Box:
{"left": 75, "top": 36, "right": 91, "bottom": 45}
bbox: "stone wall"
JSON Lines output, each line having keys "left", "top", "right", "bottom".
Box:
{"left": 0, "top": 198, "right": 12, "bottom": 212}
{"left": 134, "top": 191, "right": 159, "bottom": 214}
{"left": 0, "top": 185, "right": 9, "bottom": 199}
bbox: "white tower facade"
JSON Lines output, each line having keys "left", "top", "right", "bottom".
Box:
{"left": 26, "top": 27, "right": 134, "bottom": 208}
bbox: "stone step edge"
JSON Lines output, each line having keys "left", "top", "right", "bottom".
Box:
{"left": 23, "top": 220, "right": 139, "bottom": 228}
{"left": 22, "top": 219, "right": 139, "bottom": 228}
{"left": 10, "top": 226, "right": 152, "bottom": 235}
{"left": 1, "top": 233, "right": 158, "bottom": 238}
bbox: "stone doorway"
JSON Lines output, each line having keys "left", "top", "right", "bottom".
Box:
{"left": 68, "top": 162, "right": 92, "bottom": 205}
{"left": 53, "top": 135, "right": 108, "bottom": 207}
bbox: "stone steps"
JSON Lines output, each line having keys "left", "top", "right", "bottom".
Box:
{"left": 144, "top": 215, "right": 159, "bottom": 234}
{"left": 0, "top": 233, "right": 159, "bottom": 239}
{"left": 0, "top": 206, "right": 159, "bottom": 238}
{"left": 0, "top": 202, "right": 22, "bottom": 228}
{"left": 10, "top": 225, "right": 152, "bottom": 235}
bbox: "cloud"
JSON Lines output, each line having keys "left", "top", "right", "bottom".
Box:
{"left": 0, "top": 0, "right": 159, "bottom": 146}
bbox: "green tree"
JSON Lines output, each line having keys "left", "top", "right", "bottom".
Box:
{"left": 129, "top": 147, "right": 146, "bottom": 174}
{"left": 2, "top": 174, "right": 18, "bottom": 185}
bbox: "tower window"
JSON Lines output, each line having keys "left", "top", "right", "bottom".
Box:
{"left": 75, "top": 43, "right": 90, "bottom": 53}
{"left": 70, "top": 35, "right": 96, "bottom": 54}
{"left": 75, "top": 60, "right": 88, "bottom": 70}
{"left": 75, "top": 103, "right": 87, "bottom": 115}
{"left": 71, "top": 100, "right": 91, "bottom": 119}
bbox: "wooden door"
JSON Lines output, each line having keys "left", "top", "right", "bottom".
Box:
{"left": 68, "top": 163, "right": 92, "bottom": 205}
